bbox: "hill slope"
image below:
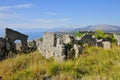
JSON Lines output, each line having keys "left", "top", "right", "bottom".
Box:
{"left": 0, "top": 47, "right": 120, "bottom": 80}
{"left": 74, "top": 24, "right": 120, "bottom": 32}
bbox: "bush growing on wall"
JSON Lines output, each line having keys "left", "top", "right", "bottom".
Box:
{"left": 75, "top": 32, "right": 84, "bottom": 37}
{"left": 94, "top": 30, "right": 106, "bottom": 39}
{"left": 94, "top": 30, "right": 117, "bottom": 43}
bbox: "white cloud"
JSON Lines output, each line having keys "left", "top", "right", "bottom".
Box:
{"left": 0, "top": 22, "right": 60, "bottom": 29}
{"left": 45, "top": 12, "right": 57, "bottom": 16}
{"left": 0, "top": 19, "right": 70, "bottom": 29}
{"left": 34, "top": 18, "right": 71, "bottom": 23}
{"left": 34, "top": 19, "right": 55, "bottom": 23}
{"left": 0, "top": 4, "right": 32, "bottom": 20}
{"left": 59, "top": 18, "right": 71, "bottom": 22}
{"left": 0, "top": 13, "right": 18, "bottom": 19}
{"left": 0, "top": 4, "right": 32, "bottom": 11}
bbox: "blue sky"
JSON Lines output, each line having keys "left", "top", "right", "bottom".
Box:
{"left": 0, "top": 0, "right": 120, "bottom": 29}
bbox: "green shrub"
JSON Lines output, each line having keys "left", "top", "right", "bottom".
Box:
{"left": 94, "top": 30, "right": 106, "bottom": 39}
{"left": 75, "top": 32, "right": 84, "bottom": 37}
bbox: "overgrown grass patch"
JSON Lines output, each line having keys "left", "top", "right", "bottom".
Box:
{"left": 0, "top": 47, "right": 120, "bottom": 80}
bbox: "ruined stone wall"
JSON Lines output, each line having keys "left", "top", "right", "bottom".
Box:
{"left": 43, "top": 32, "right": 56, "bottom": 47}
{"left": 113, "top": 33, "right": 120, "bottom": 46}
{"left": 79, "top": 34, "right": 97, "bottom": 46}
{"left": 5, "top": 28, "right": 28, "bottom": 52}
{"left": 102, "top": 41, "right": 111, "bottom": 49}
{"left": 62, "top": 34, "right": 74, "bottom": 44}
{"left": 0, "top": 37, "right": 5, "bottom": 55}
{"left": 37, "top": 31, "right": 112, "bottom": 62}
{"left": 37, "top": 32, "right": 66, "bottom": 62}
{"left": 97, "top": 41, "right": 111, "bottom": 49}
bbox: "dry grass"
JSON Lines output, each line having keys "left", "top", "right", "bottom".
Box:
{"left": 0, "top": 46, "right": 120, "bottom": 80}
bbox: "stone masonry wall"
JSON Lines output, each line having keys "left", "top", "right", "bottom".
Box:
{"left": 37, "top": 31, "right": 112, "bottom": 62}
{"left": 37, "top": 32, "right": 66, "bottom": 62}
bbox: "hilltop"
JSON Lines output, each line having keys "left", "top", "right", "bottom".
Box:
{"left": 0, "top": 46, "right": 120, "bottom": 80}
{"left": 73, "top": 24, "right": 120, "bottom": 32}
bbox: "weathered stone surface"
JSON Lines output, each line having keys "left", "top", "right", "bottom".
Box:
{"left": 43, "top": 32, "right": 56, "bottom": 47}
{"left": 0, "top": 37, "right": 5, "bottom": 56}
{"left": 97, "top": 41, "right": 111, "bottom": 49}
{"left": 79, "top": 34, "right": 97, "bottom": 46}
{"left": 102, "top": 41, "right": 111, "bottom": 49}
{"left": 37, "top": 32, "right": 66, "bottom": 61}
{"left": 0, "top": 37, "right": 12, "bottom": 59}
{"left": 73, "top": 44, "right": 82, "bottom": 58}
{"left": 63, "top": 34, "right": 74, "bottom": 44}
{"left": 113, "top": 33, "right": 120, "bottom": 46}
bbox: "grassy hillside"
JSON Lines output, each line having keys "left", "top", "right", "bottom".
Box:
{"left": 0, "top": 46, "right": 120, "bottom": 80}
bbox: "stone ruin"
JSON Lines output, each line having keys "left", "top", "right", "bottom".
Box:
{"left": 36, "top": 31, "right": 114, "bottom": 62}
{"left": 37, "top": 32, "right": 65, "bottom": 62}
{"left": 78, "top": 33, "right": 97, "bottom": 46}
{"left": 5, "top": 28, "right": 28, "bottom": 52}
{"left": 1, "top": 28, "right": 119, "bottom": 61}
{"left": 36, "top": 32, "right": 82, "bottom": 62}
{"left": 0, "top": 28, "right": 29, "bottom": 59}
{"left": 78, "top": 33, "right": 112, "bottom": 49}
{"left": 113, "top": 33, "right": 120, "bottom": 46}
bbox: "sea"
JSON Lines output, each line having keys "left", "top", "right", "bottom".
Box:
{"left": 0, "top": 28, "right": 60, "bottom": 40}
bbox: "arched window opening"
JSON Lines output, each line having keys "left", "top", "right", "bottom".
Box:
{"left": 14, "top": 40, "right": 22, "bottom": 52}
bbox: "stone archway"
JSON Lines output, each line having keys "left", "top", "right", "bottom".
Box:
{"left": 5, "top": 28, "right": 28, "bottom": 53}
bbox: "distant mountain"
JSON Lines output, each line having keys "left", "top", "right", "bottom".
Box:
{"left": 1, "top": 24, "right": 120, "bottom": 40}
{"left": 73, "top": 24, "right": 120, "bottom": 32}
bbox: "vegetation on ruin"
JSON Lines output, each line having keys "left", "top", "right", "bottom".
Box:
{"left": 94, "top": 30, "right": 117, "bottom": 43}
{"left": 94, "top": 30, "right": 107, "bottom": 39}
{"left": 75, "top": 32, "right": 84, "bottom": 37}
{"left": 75, "top": 30, "right": 117, "bottom": 43}
{"left": 0, "top": 46, "right": 120, "bottom": 80}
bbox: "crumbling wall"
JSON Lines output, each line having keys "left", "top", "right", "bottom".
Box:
{"left": 37, "top": 31, "right": 112, "bottom": 62}
{"left": 0, "top": 37, "right": 5, "bottom": 57}
{"left": 79, "top": 34, "right": 97, "bottom": 46}
{"left": 97, "top": 40, "right": 111, "bottom": 49}
{"left": 5, "top": 28, "right": 28, "bottom": 52}
{"left": 77, "top": 32, "right": 112, "bottom": 49}
{"left": 37, "top": 32, "right": 66, "bottom": 62}
{"left": 62, "top": 34, "right": 74, "bottom": 44}
{"left": 102, "top": 41, "right": 111, "bottom": 49}
{"left": 113, "top": 33, "right": 120, "bottom": 46}
{"left": 43, "top": 32, "right": 56, "bottom": 47}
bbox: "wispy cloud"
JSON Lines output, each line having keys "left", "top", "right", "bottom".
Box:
{"left": 0, "top": 4, "right": 33, "bottom": 19}
{"left": 0, "top": 18, "right": 71, "bottom": 29}
{"left": 0, "top": 22, "right": 62, "bottom": 29}
{"left": 0, "top": 4, "right": 33, "bottom": 11}
{"left": 34, "top": 18, "right": 71, "bottom": 23}
{"left": 45, "top": 12, "right": 57, "bottom": 16}
{"left": 0, "top": 13, "right": 19, "bottom": 19}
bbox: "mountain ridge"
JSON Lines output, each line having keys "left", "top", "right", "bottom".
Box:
{"left": 73, "top": 24, "right": 120, "bottom": 32}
